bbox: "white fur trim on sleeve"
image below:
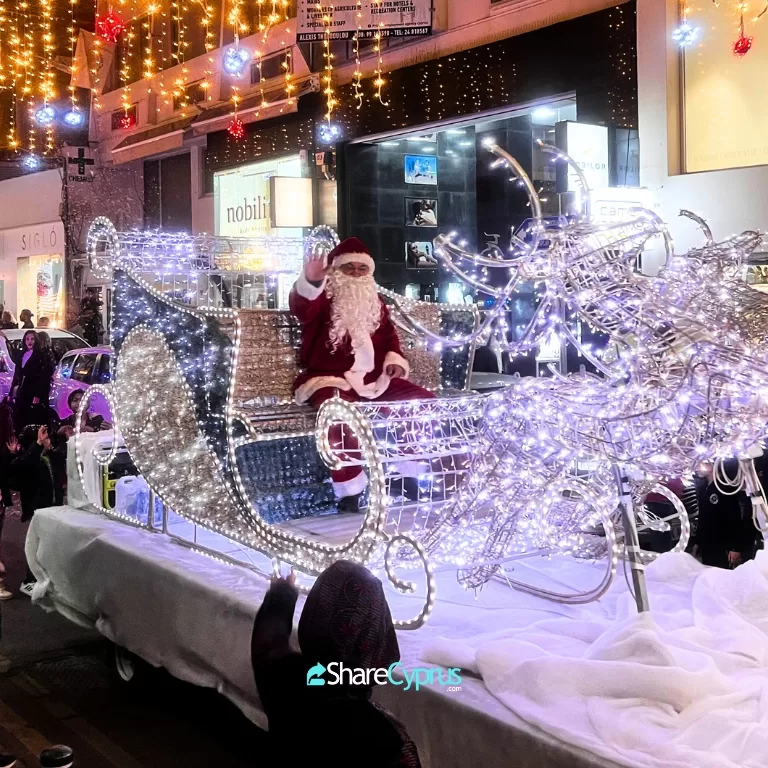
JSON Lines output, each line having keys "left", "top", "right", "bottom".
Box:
{"left": 331, "top": 252, "right": 375, "bottom": 274}
{"left": 294, "top": 272, "right": 326, "bottom": 301}
{"left": 294, "top": 375, "right": 351, "bottom": 404}
{"left": 384, "top": 350, "right": 410, "bottom": 379}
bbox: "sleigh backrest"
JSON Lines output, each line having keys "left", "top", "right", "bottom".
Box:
{"left": 232, "top": 299, "right": 478, "bottom": 406}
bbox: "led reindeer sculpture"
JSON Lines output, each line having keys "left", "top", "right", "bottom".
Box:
{"left": 412, "top": 142, "right": 768, "bottom": 609}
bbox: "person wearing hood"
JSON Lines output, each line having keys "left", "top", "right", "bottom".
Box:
{"left": 251, "top": 560, "right": 421, "bottom": 767}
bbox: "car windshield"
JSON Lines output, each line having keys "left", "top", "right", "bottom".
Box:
{"left": 7, "top": 337, "right": 88, "bottom": 363}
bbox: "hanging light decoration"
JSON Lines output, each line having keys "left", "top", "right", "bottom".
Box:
{"left": 733, "top": 30, "right": 753, "bottom": 55}
{"left": 223, "top": 45, "right": 250, "bottom": 77}
{"left": 672, "top": 20, "right": 699, "bottom": 46}
{"left": 733, "top": 13, "right": 753, "bottom": 56}
{"left": 117, "top": 113, "right": 136, "bottom": 129}
{"left": 321, "top": 3, "right": 337, "bottom": 124}
{"left": 63, "top": 109, "right": 85, "bottom": 127}
{"left": 227, "top": 116, "right": 245, "bottom": 139}
{"left": 96, "top": 9, "right": 126, "bottom": 43}
{"left": 34, "top": 105, "right": 57, "bottom": 127}
{"left": 22, "top": 154, "right": 41, "bottom": 170}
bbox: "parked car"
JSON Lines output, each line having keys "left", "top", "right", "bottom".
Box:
{"left": 0, "top": 328, "right": 90, "bottom": 403}
{"left": 50, "top": 346, "right": 113, "bottom": 422}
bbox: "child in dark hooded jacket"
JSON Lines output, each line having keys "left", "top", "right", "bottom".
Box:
{"left": 251, "top": 560, "right": 421, "bottom": 768}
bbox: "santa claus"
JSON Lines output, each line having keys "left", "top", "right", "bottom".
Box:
{"left": 290, "top": 237, "right": 435, "bottom": 511}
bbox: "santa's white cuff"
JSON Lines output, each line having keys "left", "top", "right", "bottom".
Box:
{"left": 295, "top": 272, "right": 326, "bottom": 300}
{"left": 332, "top": 471, "right": 368, "bottom": 498}
{"left": 383, "top": 350, "right": 410, "bottom": 379}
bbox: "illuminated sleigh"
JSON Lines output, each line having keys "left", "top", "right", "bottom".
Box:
{"left": 80, "top": 218, "right": 481, "bottom": 628}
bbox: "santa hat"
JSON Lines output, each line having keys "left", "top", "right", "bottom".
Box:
{"left": 328, "top": 237, "right": 375, "bottom": 274}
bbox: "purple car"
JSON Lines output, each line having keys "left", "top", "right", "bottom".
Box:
{"left": 50, "top": 345, "right": 113, "bottom": 423}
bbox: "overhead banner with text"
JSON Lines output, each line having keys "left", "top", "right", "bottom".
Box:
{"left": 296, "top": 1, "right": 432, "bottom": 42}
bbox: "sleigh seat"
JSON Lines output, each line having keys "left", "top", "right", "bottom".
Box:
{"left": 230, "top": 295, "right": 481, "bottom": 524}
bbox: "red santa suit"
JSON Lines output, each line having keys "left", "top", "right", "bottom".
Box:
{"left": 290, "top": 237, "right": 435, "bottom": 499}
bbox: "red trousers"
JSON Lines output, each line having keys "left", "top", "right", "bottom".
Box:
{"left": 309, "top": 378, "right": 435, "bottom": 498}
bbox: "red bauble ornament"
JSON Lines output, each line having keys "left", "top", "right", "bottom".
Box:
{"left": 117, "top": 113, "right": 135, "bottom": 129}
{"left": 733, "top": 32, "right": 753, "bottom": 57}
{"left": 228, "top": 117, "right": 245, "bottom": 140}
{"left": 96, "top": 11, "right": 126, "bottom": 43}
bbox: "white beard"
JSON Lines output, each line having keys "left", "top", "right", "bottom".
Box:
{"left": 325, "top": 272, "right": 381, "bottom": 352}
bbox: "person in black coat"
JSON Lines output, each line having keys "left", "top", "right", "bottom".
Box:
{"left": 8, "top": 424, "right": 65, "bottom": 596}
{"left": 693, "top": 460, "right": 762, "bottom": 569}
{"left": 11, "top": 330, "right": 53, "bottom": 432}
{"left": 251, "top": 561, "right": 422, "bottom": 768}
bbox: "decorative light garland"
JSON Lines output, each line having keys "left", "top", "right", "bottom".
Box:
{"left": 321, "top": 2, "right": 336, "bottom": 124}
{"left": 352, "top": 0, "right": 363, "bottom": 108}
{"left": 371, "top": 0, "right": 388, "bottom": 105}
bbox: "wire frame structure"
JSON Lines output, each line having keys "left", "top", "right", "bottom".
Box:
{"left": 411, "top": 142, "right": 768, "bottom": 603}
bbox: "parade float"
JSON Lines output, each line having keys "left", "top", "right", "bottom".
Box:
{"left": 28, "top": 141, "right": 768, "bottom": 768}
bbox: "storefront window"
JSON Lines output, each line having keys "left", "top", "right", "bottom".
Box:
{"left": 341, "top": 97, "right": 577, "bottom": 295}
{"left": 682, "top": 0, "right": 768, "bottom": 172}
{"left": 341, "top": 96, "right": 628, "bottom": 374}
{"left": 16, "top": 255, "right": 64, "bottom": 327}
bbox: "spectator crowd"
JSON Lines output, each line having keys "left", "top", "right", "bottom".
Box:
{"left": 0, "top": 299, "right": 109, "bottom": 601}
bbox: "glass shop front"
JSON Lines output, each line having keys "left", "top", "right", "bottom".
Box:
{"left": 334, "top": 3, "right": 640, "bottom": 375}
{"left": 203, "top": 105, "right": 321, "bottom": 311}
{"left": 339, "top": 100, "right": 634, "bottom": 376}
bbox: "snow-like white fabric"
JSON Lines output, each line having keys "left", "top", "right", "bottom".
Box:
{"left": 424, "top": 551, "right": 768, "bottom": 768}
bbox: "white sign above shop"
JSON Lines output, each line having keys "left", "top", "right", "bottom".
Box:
{"left": 2, "top": 221, "right": 64, "bottom": 257}
{"left": 270, "top": 177, "right": 314, "bottom": 228}
{"left": 296, "top": 0, "right": 432, "bottom": 42}
{"left": 214, "top": 155, "right": 306, "bottom": 238}
{"left": 590, "top": 187, "right": 654, "bottom": 224}
{"left": 555, "top": 121, "right": 610, "bottom": 193}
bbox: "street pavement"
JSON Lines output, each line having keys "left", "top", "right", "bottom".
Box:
{"left": 0, "top": 505, "right": 267, "bottom": 767}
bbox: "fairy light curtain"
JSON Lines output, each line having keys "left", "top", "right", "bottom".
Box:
{"left": 0, "top": 0, "right": 92, "bottom": 161}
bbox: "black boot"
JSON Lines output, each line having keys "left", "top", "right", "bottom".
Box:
{"left": 39, "top": 746, "right": 74, "bottom": 768}
{"left": 337, "top": 493, "right": 362, "bottom": 513}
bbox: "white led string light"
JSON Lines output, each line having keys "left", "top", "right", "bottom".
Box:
{"left": 87, "top": 149, "right": 768, "bottom": 621}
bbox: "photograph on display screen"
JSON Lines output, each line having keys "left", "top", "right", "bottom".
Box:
{"left": 404, "top": 155, "right": 438, "bottom": 185}
{"left": 405, "top": 241, "right": 438, "bottom": 269}
{"left": 405, "top": 198, "right": 438, "bottom": 227}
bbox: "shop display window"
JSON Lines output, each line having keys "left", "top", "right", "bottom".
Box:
{"left": 682, "top": 1, "right": 768, "bottom": 172}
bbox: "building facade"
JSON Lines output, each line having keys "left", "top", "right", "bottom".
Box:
{"left": 637, "top": 0, "right": 768, "bottom": 259}
{"left": 0, "top": 170, "right": 66, "bottom": 324}
{"left": 88, "top": 0, "right": 638, "bottom": 280}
